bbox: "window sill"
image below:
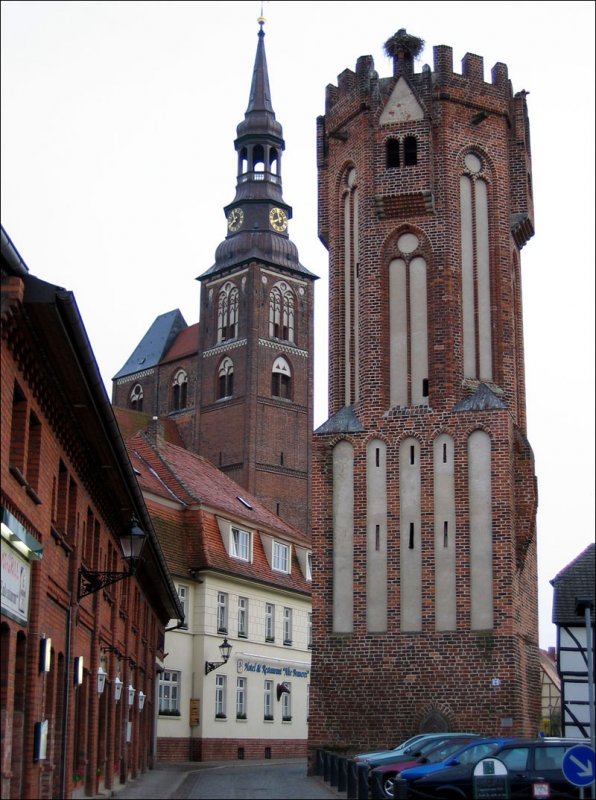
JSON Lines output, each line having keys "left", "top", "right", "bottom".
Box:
{"left": 263, "top": 717, "right": 274, "bottom": 723}
{"left": 238, "top": 633, "right": 248, "bottom": 639}
{"left": 283, "top": 641, "right": 293, "bottom": 647}
{"left": 214, "top": 715, "right": 227, "bottom": 721}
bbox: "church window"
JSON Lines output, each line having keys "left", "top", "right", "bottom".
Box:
{"left": 218, "top": 357, "right": 234, "bottom": 399}
{"left": 460, "top": 153, "right": 492, "bottom": 381}
{"left": 271, "top": 356, "right": 291, "bottom": 400}
{"left": 404, "top": 136, "right": 418, "bottom": 165}
{"left": 217, "top": 282, "right": 239, "bottom": 342}
{"left": 269, "top": 282, "right": 295, "bottom": 342}
{"left": 129, "top": 384, "right": 143, "bottom": 411}
{"left": 386, "top": 138, "right": 400, "bottom": 168}
{"left": 171, "top": 369, "right": 188, "bottom": 411}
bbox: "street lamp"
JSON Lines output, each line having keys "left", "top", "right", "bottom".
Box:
{"left": 205, "top": 638, "right": 232, "bottom": 675}
{"left": 78, "top": 516, "right": 147, "bottom": 599}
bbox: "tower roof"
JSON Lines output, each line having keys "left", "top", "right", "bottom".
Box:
{"left": 112, "top": 309, "right": 187, "bottom": 380}
{"left": 199, "top": 18, "right": 315, "bottom": 282}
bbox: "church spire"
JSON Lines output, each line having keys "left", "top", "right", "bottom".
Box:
{"left": 200, "top": 16, "right": 314, "bottom": 280}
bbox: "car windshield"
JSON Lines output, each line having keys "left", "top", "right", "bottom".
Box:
{"left": 426, "top": 740, "right": 473, "bottom": 764}
{"left": 457, "top": 742, "right": 501, "bottom": 765}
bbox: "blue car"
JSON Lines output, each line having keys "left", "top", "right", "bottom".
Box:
{"left": 394, "top": 738, "right": 513, "bottom": 798}
{"left": 395, "top": 737, "right": 586, "bottom": 799}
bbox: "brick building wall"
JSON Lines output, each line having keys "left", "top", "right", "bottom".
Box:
{"left": 308, "top": 32, "right": 540, "bottom": 760}
{"left": 1, "top": 233, "right": 182, "bottom": 799}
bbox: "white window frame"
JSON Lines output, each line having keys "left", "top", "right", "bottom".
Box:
{"left": 217, "top": 591, "right": 228, "bottom": 633}
{"left": 283, "top": 606, "right": 293, "bottom": 645}
{"left": 177, "top": 584, "right": 188, "bottom": 629}
{"left": 231, "top": 527, "right": 251, "bottom": 561}
{"left": 264, "top": 680, "right": 273, "bottom": 720}
{"left": 215, "top": 674, "right": 227, "bottom": 718}
{"left": 158, "top": 670, "right": 181, "bottom": 714}
{"left": 236, "top": 677, "right": 247, "bottom": 719}
{"left": 273, "top": 540, "right": 290, "bottom": 573}
{"left": 307, "top": 612, "right": 312, "bottom": 648}
{"left": 306, "top": 551, "right": 312, "bottom": 580}
{"left": 282, "top": 683, "right": 292, "bottom": 721}
{"left": 238, "top": 596, "right": 249, "bottom": 638}
{"left": 265, "top": 603, "right": 275, "bottom": 642}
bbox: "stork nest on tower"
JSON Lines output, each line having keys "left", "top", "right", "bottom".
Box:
{"left": 383, "top": 29, "right": 425, "bottom": 60}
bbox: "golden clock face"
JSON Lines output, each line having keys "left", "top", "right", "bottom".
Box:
{"left": 269, "top": 207, "right": 288, "bottom": 232}
{"left": 227, "top": 208, "right": 244, "bottom": 232}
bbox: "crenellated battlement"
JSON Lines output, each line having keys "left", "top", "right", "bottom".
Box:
{"left": 324, "top": 37, "right": 519, "bottom": 128}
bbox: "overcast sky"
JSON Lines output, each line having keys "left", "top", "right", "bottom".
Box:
{"left": 1, "top": 0, "right": 594, "bottom": 649}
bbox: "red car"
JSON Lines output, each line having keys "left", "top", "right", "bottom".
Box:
{"left": 370, "top": 737, "right": 479, "bottom": 799}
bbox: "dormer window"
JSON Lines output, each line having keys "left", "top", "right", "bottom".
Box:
{"left": 231, "top": 527, "right": 251, "bottom": 562}
{"left": 273, "top": 541, "right": 290, "bottom": 574}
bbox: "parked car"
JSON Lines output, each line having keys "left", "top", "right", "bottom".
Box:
{"left": 370, "top": 736, "right": 480, "bottom": 798}
{"left": 355, "top": 732, "right": 480, "bottom": 771}
{"left": 395, "top": 737, "right": 586, "bottom": 799}
{"left": 353, "top": 733, "right": 435, "bottom": 764}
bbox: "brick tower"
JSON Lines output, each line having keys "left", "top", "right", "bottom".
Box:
{"left": 196, "top": 18, "right": 316, "bottom": 534}
{"left": 308, "top": 30, "right": 540, "bottom": 756}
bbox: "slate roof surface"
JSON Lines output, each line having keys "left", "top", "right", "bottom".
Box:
{"left": 550, "top": 543, "right": 595, "bottom": 625}
{"left": 454, "top": 382, "right": 508, "bottom": 412}
{"left": 315, "top": 405, "right": 364, "bottom": 434}
{"left": 124, "top": 431, "right": 312, "bottom": 595}
{"left": 112, "top": 309, "right": 187, "bottom": 379}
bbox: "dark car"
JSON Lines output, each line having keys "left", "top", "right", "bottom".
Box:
{"left": 395, "top": 737, "right": 586, "bottom": 799}
{"left": 370, "top": 737, "right": 480, "bottom": 798}
{"left": 355, "top": 732, "right": 480, "bottom": 771}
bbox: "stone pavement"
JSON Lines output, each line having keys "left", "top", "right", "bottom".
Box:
{"left": 109, "top": 758, "right": 336, "bottom": 799}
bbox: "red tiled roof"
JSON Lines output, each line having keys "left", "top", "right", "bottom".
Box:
{"left": 161, "top": 323, "right": 200, "bottom": 363}
{"left": 123, "top": 431, "right": 312, "bottom": 595}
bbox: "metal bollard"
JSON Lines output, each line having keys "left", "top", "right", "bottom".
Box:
{"left": 330, "top": 753, "right": 339, "bottom": 787}
{"left": 323, "top": 750, "right": 331, "bottom": 783}
{"left": 338, "top": 757, "right": 348, "bottom": 793}
{"left": 357, "top": 763, "right": 369, "bottom": 800}
{"left": 347, "top": 760, "right": 358, "bottom": 800}
{"left": 315, "top": 749, "right": 324, "bottom": 776}
{"left": 371, "top": 768, "right": 385, "bottom": 799}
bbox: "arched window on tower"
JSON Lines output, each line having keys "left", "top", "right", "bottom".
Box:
{"left": 129, "top": 384, "right": 143, "bottom": 411}
{"left": 269, "top": 282, "right": 295, "bottom": 342}
{"left": 271, "top": 356, "right": 292, "bottom": 400}
{"left": 171, "top": 369, "right": 188, "bottom": 411}
{"left": 270, "top": 147, "right": 279, "bottom": 176}
{"left": 386, "top": 139, "right": 400, "bottom": 168}
{"left": 404, "top": 136, "right": 418, "bottom": 166}
{"left": 217, "top": 282, "right": 239, "bottom": 342}
{"left": 239, "top": 146, "right": 248, "bottom": 176}
{"left": 218, "top": 357, "right": 234, "bottom": 400}
{"left": 252, "top": 144, "right": 265, "bottom": 174}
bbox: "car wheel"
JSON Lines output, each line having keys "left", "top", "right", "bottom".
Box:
{"left": 383, "top": 774, "right": 397, "bottom": 798}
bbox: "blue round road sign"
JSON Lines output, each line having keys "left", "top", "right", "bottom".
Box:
{"left": 562, "top": 744, "right": 595, "bottom": 788}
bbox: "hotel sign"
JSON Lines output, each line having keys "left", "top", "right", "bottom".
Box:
{"left": 236, "top": 658, "right": 309, "bottom": 679}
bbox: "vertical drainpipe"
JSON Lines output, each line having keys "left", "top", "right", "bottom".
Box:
{"left": 60, "top": 604, "right": 72, "bottom": 798}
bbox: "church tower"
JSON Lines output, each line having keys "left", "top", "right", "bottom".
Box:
{"left": 308, "top": 30, "right": 540, "bottom": 756}
{"left": 196, "top": 18, "right": 316, "bottom": 534}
